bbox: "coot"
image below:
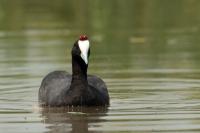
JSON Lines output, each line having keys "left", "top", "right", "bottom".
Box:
{"left": 39, "top": 35, "right": 109, "bottom": 106}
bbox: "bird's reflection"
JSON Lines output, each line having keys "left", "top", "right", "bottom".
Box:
{"left": 40, "top": 106, "right": 108, "bottom": 133}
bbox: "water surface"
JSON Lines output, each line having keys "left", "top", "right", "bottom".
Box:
{"left": 1, "top": 0, "right": 200, "bottom": 133}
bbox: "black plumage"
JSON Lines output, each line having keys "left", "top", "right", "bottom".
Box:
{"left": 38, "top": 36, "right": 109, "bottom": 106}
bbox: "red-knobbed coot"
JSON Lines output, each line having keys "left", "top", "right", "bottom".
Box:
{"left": 38, "top": 35, "right": 110, "bottom": 106}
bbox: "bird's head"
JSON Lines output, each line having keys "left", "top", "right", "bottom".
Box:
{"left": 72, "top": 35, "right": 90, "bottom": 65}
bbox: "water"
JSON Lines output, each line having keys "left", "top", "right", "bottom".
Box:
{"left": 1, "top": 0, "right": 200, "bottom": 132}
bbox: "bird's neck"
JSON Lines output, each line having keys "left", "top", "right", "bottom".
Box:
{"left": 69, "top": 56, "right": 88, "bottom": 101}
{"left": 66, "top": 57, "right": 88, "bottom": 106}
{"left": 71, "top": 56, "right": 88, "bottom": 81}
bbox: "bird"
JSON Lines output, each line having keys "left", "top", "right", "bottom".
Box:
{"left": 38, "top": 35, "right": 110, "bottom": 107}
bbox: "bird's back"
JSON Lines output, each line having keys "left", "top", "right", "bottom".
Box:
{"left": 87, "top": 75, "right": 109, "bottom": 105}
{"left": 39, "top": 72, "right": 109, "bottom": 106}
{"left": 39, "top": 71, "right": 72, "bottom": 106}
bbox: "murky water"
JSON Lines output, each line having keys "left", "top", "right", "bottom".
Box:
{"left": 1, "top": 0, "right": 200, "bottom": 133}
